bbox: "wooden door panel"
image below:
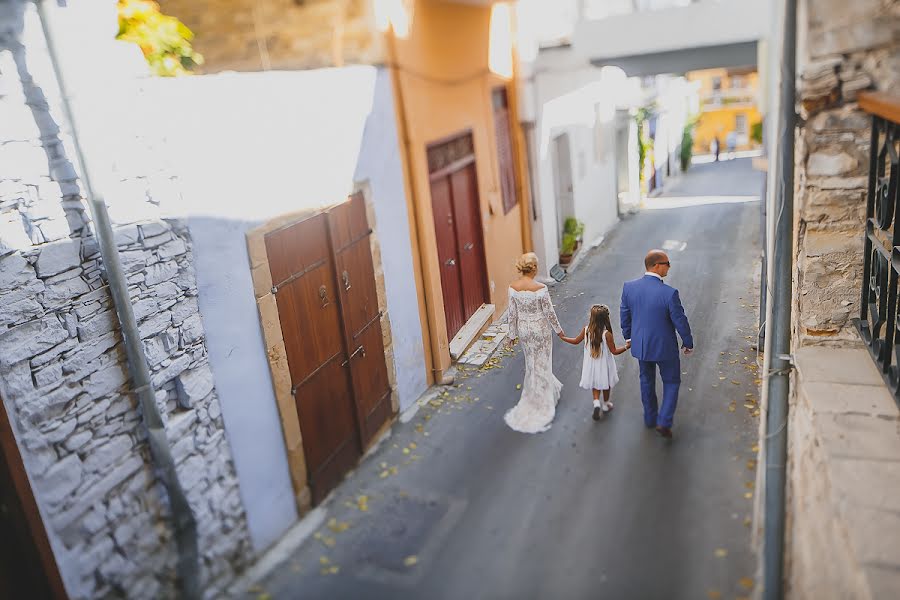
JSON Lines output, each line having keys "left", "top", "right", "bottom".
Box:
{"left": 347, "top": 321, "right": 392, "bottom": 442}
{"left": 294, "top": 358, "right": 360, "bottom": 501}
{"left": 450, "top": 164, "right": 489, "bottom": 321}
{"left": 265, "top": 215, "right": 329, "bottom": 286}
{"left": 328, "top": 193, "right": 369, "bottom": 251}
{"left": 334, "top": 239, "right": 379, "bottom": 339}
{"left": 430, "top": 176, "right": 466, "bottom": 338}
{"left": 274, "top": 263, "right": 343, "bottom": 385}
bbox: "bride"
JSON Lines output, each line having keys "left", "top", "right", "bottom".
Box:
{"left": 504, "top": 253, "right": 567, "bottom": 433}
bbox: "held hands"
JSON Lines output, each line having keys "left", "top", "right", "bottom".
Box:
{"left": 683, "top": 346, "right": 694, "bottom": 356}
{"left": 625, "top": 340, "right": 632, "bottom": 350}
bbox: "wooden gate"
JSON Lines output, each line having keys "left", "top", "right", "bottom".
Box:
{"left": 428, "top": 133, "right": 490, "bottom": 339}
{"left": 264, "top": 194, "right": 392, "bottom": 504}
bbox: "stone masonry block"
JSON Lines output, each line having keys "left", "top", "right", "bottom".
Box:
{"left": 4, "top": 360, "right": 34, "bottom": 401}
{"left": 35, "top": 238, "right": 81, "bottom": 278}
{"left": 0, "top": 252, "right": 42, "bottom": 292}
{"left": 38, "top": 452, "right": 83, "bottom": 505}
{"left": 84, "top": 435, "right": 133, "bottom": 473}
{"left": 175, "top": 365, "right": 214, "bottom": 409}
{"left": 84, "top": 364, "right": 127, "bottom": 399}
{"left": 144, "top": 260, "right": 179, "bottom": 286}
{"left": 76, "top": 309, "right": 116, "bottom": 342}
{"left": 0, "top": 316, "right": 69, "bottom": 367}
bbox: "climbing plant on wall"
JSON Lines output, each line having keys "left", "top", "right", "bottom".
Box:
{"left": 116, "top": 0, "right": 203, "bottom": 77}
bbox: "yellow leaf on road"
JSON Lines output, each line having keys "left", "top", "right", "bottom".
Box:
{"left": 516, "top": 384, "right": 522, "bottom": 390}
{"left": 707, "top": 590, "right": 722, "bottom": 599}
{"left": 739, "top": 577, "right": 755, "bottom": 589}
{"left": 320, "top": 556, "right": 330, "bottom": 565}
{"left": 714, "top": 548, "right": 728, "bottom": 558}
{"left": 404, "top": 555, "right": 419, "bottom": 567}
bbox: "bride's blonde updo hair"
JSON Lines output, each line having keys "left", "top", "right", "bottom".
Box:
{"left": 515, "top": 252, "right": 539, "bottom": 276}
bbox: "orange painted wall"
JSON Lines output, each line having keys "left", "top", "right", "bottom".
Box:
{"left": 389, "top": 0, "right": 528, "bottom": 378}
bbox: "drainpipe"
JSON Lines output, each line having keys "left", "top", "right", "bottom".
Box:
{"left": 35, "top": 3, "right": 200, "bottom": 598}
{"left": 763, "top": 0, "right": 797, "bottom": 597}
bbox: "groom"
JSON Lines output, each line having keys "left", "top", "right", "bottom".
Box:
{"left": 620, "top": 250, "right": 694, "bottom": 438}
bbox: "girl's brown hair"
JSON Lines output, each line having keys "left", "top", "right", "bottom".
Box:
{"left": 587, "top": 304, "right": 613, "bottom": 359}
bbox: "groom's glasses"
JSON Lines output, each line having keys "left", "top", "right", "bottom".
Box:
{"left": 656, "top": 261, "right": 671, "bottom": 267}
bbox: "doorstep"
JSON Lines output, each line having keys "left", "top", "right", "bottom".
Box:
{"left": 456, "top": 323, "right": 509, "bottom": 367}
{"left": 448, "top": 304, "right": 495, "bottom": 360}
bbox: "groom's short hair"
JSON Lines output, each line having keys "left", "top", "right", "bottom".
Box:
{"left": 645, "top": 250, "right": 667, "bottom": 270}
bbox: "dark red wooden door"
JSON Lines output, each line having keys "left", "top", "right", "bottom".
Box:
{"left": 431, "top": 175, "right": 467, "bottom": 338}
{"left": 265, "top": 214, "right": 361, "bottom": 505}
{"left": 450, "top": 163, "right": 489, "bottom": 322}
{"left": 328, "top": 194, "right": 392, "bottom": 446}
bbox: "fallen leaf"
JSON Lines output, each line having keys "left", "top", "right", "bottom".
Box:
{"left": 319, "top": 556, "right": 330, "bottom": 565}
{"left": 744, "top": 492, "right": 753, "bottom": 499}
{"left": 404, "top": 555, "right": 419, "bottom": 567}
{"left": 409, "top": 442, "right": 417, "bottom": 449}
{"left": 751, "top": 444, "right": 760, "bottom": 452}
{"left": 516, "top": 384, "right": 522, "bottom": 390}
{"left": 739, "top": 577, "right": 754, "bottom": 589}
{"left": 707, "top": 590, "right": 722, "bottom": 599}
{"left": 403, "top": 448, "right": 410, "bottom": 454}
{"left": 714, "top": 548, "right": 728, "bottom": 558}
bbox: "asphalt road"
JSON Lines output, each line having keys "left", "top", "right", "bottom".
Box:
{"left": 255, "top": 157, "right": 764, "bottom": 600}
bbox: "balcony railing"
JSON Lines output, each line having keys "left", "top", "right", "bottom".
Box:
{"left": 854, "top": 92, "right": 900, "bottom": 397}
{"left": 700, "top": 88, "right": 756, "bottom": 108}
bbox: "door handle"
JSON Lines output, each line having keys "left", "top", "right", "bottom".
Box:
{"left": 342, "top": 270, "right": 351, "bottom": 291}
{"left": 318, "top": 285, "right": 329, "bottom": 308}
{"left": 341, "top": 345, "right": 365, "bottom": 367}
{"left": 446, "top": 258, "right": 456, "bottom": 266}
{"left": 463, "top": 242, "right": 474, "bottom": 251}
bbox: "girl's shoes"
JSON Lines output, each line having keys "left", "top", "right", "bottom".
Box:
{"left": 592, "top": 400, "right": 602, "bottom": 421}
{"left": 603, "top": 401, "right": 614, "bottom": 412}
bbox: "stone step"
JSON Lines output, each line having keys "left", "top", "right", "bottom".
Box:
{"left": 449, "top": 303, "right": 495, "bottom": 360}
{"left": 457, "top": 323, "right": 509, "bottom": 367}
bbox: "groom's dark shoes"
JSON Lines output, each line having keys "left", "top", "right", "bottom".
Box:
{"left": 655, "top": 425, "right": 673, "bottom": 439}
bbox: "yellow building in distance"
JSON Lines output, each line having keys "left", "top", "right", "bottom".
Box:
{"left": 687, "top": 67, "right": 762, "bottom": 155}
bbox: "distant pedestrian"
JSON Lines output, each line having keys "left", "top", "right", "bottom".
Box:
{"left": 711, "top": 136, "right": 720, "bottom": 162}
{"left": 726, "top": 131, "right": 737, "bottom": 159}
{"left": 562, "top": 304, "right": 630, "bottom": 421}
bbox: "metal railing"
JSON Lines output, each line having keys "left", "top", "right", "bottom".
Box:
{"left": 855, "top": 92, "right": 900, "bottom": 397}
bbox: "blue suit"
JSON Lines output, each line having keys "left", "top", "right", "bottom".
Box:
{"left": 620, "top": 275, "right": 693, "bottom": 428}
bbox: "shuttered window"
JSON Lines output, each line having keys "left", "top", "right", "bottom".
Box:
{"left": 492, "top": 87, "right": 518, "bottom": 214}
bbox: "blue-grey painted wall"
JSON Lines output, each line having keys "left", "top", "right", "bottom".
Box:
{"left": 354, "top": 68, "right": 428, "bottom": 411}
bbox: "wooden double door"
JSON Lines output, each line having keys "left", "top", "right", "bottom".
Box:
{"left": 265, "top": 194, "right": 392, "bottom": 504}
{"left": 429, "top": 137, "right": 490, "bottom": 340}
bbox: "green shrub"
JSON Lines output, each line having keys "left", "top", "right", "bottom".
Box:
{"left": 751, "top": 121, "right": 763, "bottom": 144}
{"left": 563, "top": 217, "right": 584, "bottom": 238}
{"left": 561, "top": 232, "right": 577, "bottom": 256}
{"left": 117, "top": 0, "right": 204, "bottom": 77}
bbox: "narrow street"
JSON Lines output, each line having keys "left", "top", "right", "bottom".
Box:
{"left": 254, "top": 157, "right": 763, "bottom": 600}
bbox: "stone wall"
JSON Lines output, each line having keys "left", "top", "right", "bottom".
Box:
{"left": 157, "top": 0, "right": 383, "bottom": 73}
{"left": 793, "top": 0, "right": 900, "bottom": 345}
{"left": 787, "top": 348, "right": 900, "bottom": 599}
{"left": 0, "top": 2, "right": 252, "bottom": 597}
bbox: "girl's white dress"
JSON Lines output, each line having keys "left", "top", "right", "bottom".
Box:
{"left": 579, "top": 327, "right": 620, "bottom": 391}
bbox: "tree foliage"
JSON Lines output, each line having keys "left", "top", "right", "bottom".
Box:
{"left": 116, "top": 0, "right": 203, "bottom": 77}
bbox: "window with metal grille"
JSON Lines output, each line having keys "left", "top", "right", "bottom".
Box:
{"left": 492, "top": 87, "right": 518, "bottom": 214}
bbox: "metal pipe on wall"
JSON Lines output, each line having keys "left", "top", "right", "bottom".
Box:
{"left": 763, "top": 0, "right": 797, "bottom": 597}
{"left": 35, "top": 3, "right": 200, "bottom": 598}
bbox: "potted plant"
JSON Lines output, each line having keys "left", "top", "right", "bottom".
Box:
{"left": 559, "top": 232, "right": 577, "bottom": 266}
{"left": 563, "top": 218, "right": 585, "bottom": 253}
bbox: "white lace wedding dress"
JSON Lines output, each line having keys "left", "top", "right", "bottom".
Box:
{"left": 504, "top": 287, "right": 564, "bottom": 433}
